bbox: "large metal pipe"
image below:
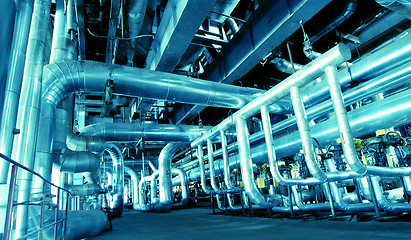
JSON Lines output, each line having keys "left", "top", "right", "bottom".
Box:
{"left": 66, "top": 183, "right": 101, "bottom": 196}
{"left": 11, "top": 0, "right": 51, "bottom": 237}
{"left": 124, "top": 166, "right": 139, "bottom": 209}
{"left": 187, "top": 88, "right": 411, "bottom": 183}
{"left": 105, "top": 144, "right": 124, "bottom": 218}
{"left": 172, "top": 168, "right": 189, "bottom": 203}
{"left": 79, "top": 122, "right": 212, "bottom": 142}
{"left": 155, "top": 143, "right": 182, "bottom": 212}
{"left": 371, "top": 176, "right": 411, "bottom": 212}
{"left": 0, "top": 0, "right": 33, "bottom": 184}
{"left": 41, "top": 60, "right": 269, "bottom": 109}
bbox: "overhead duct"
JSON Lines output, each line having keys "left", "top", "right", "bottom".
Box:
{"left": 79, "top": 122, "right": 212, "bottom": 142}
{"left": 126, "top": 0, "right": 149, "bottom": 49}
{"left": 375, "top": 0, "right": 411, "bottom": 19}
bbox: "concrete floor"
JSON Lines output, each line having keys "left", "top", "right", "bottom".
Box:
{"left": 89, "top": 208, "right": 411, "bottom": 240}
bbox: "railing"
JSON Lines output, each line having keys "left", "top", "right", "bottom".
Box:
{"left": 0, "top": 153, "right": 72, "bottom": 240}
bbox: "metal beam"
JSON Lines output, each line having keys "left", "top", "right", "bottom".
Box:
{"left": 105, "top": 0, "right": 121, "bottom": 63}
{"left": 144, "top": 0, "right": 215, "bottom": 72}
{"left": 171, "top": 0, "right": 332, "bottom": 123}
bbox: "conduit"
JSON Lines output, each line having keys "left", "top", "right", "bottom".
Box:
{"left": 375, "top": 0, "right": 411, "bottom": 19}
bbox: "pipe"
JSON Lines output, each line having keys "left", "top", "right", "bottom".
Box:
{"left": 150, "top": 170, "right": 159, "bottom": 204}
{"left": 124, "top": 166, "right": 139, "bottom": 208}
{"left": 79, "top": 122, "right": 212, "bottom": 142}
{"left": 309, "top": 0, "right": 357, "bottom": 44}
{"left": 58, "top": 149, "right": 100, "bottom": 173}
{"left": 66, "top": 183, "right": 101, "bottom": 196}
{"left": 187, "top": 88, "right": 411, "bottom": 183}
{"left": 155, "top": 143, "right": 182, "bottom": 212}
{"left": 303, "top": 28, "right": 411, "bottom": 108}
{"left": 290, "top": 86, "right": 327, "bottom": 181}
{"left": 325, "top": 65, "right": 366, "bottom": 174}
{"left": 137, "top": 175, "right": 151, "bottom": 210}
{"left": 65, "top": 210, "right": 108, "bottom": 239}
{"left": 105, "top": 144, "right": 124, "bottom": 218}
{"left": 126, "top": 0, "right": 149, "bottom": 49}
{"left": 148, "top": 160, "right": 157, "bottom": 171}
{"left": 191, "top": 43, "right": 351, "bottom": 147}
{"left": 220, "top": 130, "right": 242, "bottom": 191}
{"left": 41, "top": 60, "right": 268, "bottom": 110}
{"left": 11, "top": 0, "right": 51, "bottom": 238}
{"left": 0, "top": 0, "right": 33, "bottom": 184}
{"left": 226, "top": 17, "right": 239, "bottom": 34}
{"left": 270, "top": 57, "right": 303, "bottom": 74}
{"left": 172, "top": 168, "right": 189, "bottom": 203}
{"left": 197, "top": 145, "right": 215, "bottom": 195}
{"left": 375, "top": 0, "right": 411, "bottom": 19}
{"left": 236, "top": 117, "right": 271, "bottom": 207}
{"left": 207, "top": 139, "right": 231, "bottom": 194}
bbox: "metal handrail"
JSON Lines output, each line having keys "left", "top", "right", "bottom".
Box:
{"left": 0, "top": 153, "right": 72, "bottom": 195}
{"left": 0, "top": 152, "right": 72, "bottom": 240}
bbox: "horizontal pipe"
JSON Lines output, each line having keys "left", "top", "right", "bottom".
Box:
{"left": 79, "top": 122, "right": 212, "bottom": 142}
{"left": 41, "top": 60, "right": 270, "bottom": 109}
{"left": 66, "top": 183, "right": 101, "bottom": 196}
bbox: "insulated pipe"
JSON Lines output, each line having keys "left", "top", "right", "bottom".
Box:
{"left": 325, "top": 65, "right": 366, "bottom": 175}
{"left": 236, "top": 117, "right": 271, "bottom": 207}
{"left": 126, "top": 0, "right": 149, "bottom": 49}
{"left": 138, "top": 176, "right": 151, "bottom": 207}
{"left": 66, "top": 183, "right": 101, "bottom": 196}
{"left": 187, "top": 88, "right": 411, "bottom": 183}
{"left": 41, "top": 60, "right": 268, "bottom": 110}
{"left": 172, "top": 168, "right": 189, "bottom": 203}
{"left": 155, "top": 143, "right": 182, "bottom": 212}
{"left": 150, "top": 170, "right": 159, "bottom": 204}
{"left": 270, "top": 57, "right": 303, "bottom": 74}
{"left": 207, "top": 139, "right": 231, "bottom": 194}
{"left": 79, "top": 122, "right": 212, "bottom": 142}
{"left": 105, "top": 144, "right": 124, "bottom": 218}
{"left": 290, "top": 86, "right": 327, "bottom": 181}
{"left": 302, "top": 28, "right": 411, "bottom": 107}
{"left": 375, "top": 0, "right": 411, "bottom": 19}
{"left": 226, "top": 17, "right": 239, "bottom": 34}
{"left": 197, "top": 145, "right": 215, "bottom": 195}
{"left": 58, "top": 149, "right": 100, "bottom": 173}
{"left": 0, "top": 0, "right": 33, "bottom": 183}
{"left": 309, "top": 0, "right": 357, "bottom": 44}
{"left": 191, "top": 43, "right": 351, "bottom": 147}
{"left": 371, "top": 176, "right": 411, "bottom": 211}
{"left": 11, "top": 0, "right": 51, "bottom": 238}
{"left": 65, "top": 210, "right": 108, "bottom": 240}
{"left": 290, "top": 186, "right": 331, "bottom": 211}
{"left": 124, "top": 166, "right": 139, "bottom": 208}
{"left": 220, "top": 130, "right": 241, "bottom": 191}
{"left": 325, "top": 158, "right": 375, "bottom": 211}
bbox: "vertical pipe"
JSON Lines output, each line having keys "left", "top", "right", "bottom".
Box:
{"left": 197, "top": 144, "right": 215, "bottom": 195}
{"left": 290, "top": 86, "right": 327, "bottom": 181}
{"left": 325, "top": 65, "right": 366, "bottom": 175}
{"left": 236, "top": 117, "right": 270, "bottom": 207}
{"left": 0, "top": 0, "right": 34, "bottom": 184}
{"left": 207, "top": 139, "right": 222, "bottom": 192}
{"left": 12, "top": 0, "right": 51, "bottom": 237}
